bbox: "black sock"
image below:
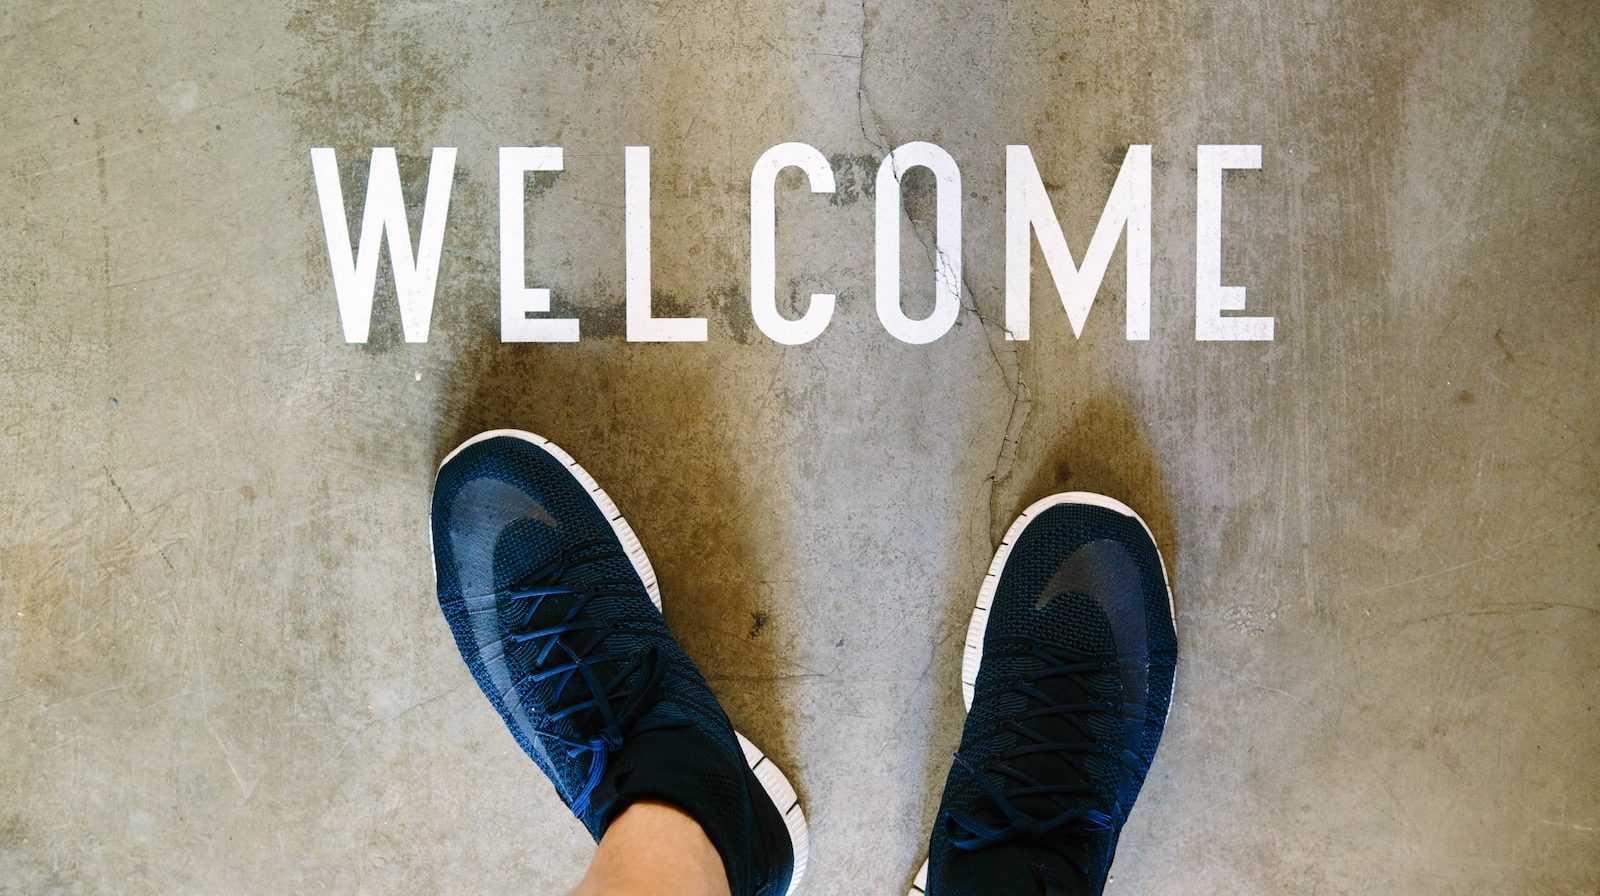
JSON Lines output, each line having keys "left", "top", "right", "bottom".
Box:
{"left": 593, "top": 725, "right": 791, "bottom": 896}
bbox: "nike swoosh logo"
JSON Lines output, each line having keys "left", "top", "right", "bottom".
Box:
{"left": 447, "top": 478, "right": 560, "bottom": 764}
{"left": 1034, "top": 538, "right": 1149, "bottom": 743}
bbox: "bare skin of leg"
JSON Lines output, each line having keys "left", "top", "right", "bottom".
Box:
{"left": 570, "top": 800, "right": 732, "bottom": 896}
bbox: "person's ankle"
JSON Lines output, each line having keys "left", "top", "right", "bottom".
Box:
{"left": 573, "top": 801, "right": 732, "bottom": 896}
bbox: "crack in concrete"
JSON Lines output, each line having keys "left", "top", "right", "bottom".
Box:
{"left": 902, "top": 226, "right": 1030, "bottom": 545}
{"left": 890, "top": 179, "right": 1030, "bottom": 547}
{"left": 851, "top": 2, "right": 1028, "bottom": 543}
{"left": 987, "top": 367, "right": 1032, "bottom": 545}
{"left": 854, "top": 0, "right": 886, "bottom": 153}
{"left": 104, "top": 465, "right": 136, "bottom": 515}
{"left": 104, "top": 465, "right": 177, "bottom": 571}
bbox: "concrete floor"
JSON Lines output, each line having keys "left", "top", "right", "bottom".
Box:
{"left": 3, "top": 1, "right": 1597, "bottom": 893}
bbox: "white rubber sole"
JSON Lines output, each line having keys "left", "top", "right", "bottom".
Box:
{"left": 738, "top": 731, "right": 811, "bottom": 895}
{"left": 435, "top": 429, "right": 809, "bottom": 895}
{"left": 908, "top": 492, "right": 1177, "bottom": 896}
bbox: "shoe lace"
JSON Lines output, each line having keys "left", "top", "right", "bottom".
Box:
{"left": 501, "top": 537, "right": 684, "bottom": 818}
{"left": 945, "top": 640, "right": 1171, "bottom": 887}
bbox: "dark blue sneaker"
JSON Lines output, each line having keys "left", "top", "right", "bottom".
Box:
{"left": 912, "top": 494, "right": 1178, "bottom": 896}
{"left": 431, "top": 430, "right": 808, "bottom": 895}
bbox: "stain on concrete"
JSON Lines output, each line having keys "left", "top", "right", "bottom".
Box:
{"left": 283, "top": 1, "right": 456, "bottom": 353}
{"left": 434, "top": 331, "right": 801, "bottom": 778}
{"left": 1493, "top": 328, "right": 1516, "bottom": 363}
{"left": 828, "top": 152, "right": 879, "bottom": 206}
{"left": 1016, "top": 395, "right": 1178, "bottom": 572}
{"left": 283, "top": 4, "right": 449, "bottom": 146}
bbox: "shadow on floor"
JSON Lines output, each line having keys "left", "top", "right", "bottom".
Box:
{"left": 909, "top": 392, "right": 1179, "bottom": 884}
{"left": 1015, "top": 394, "right": 1179, "bottom": 574}
{"left": 430, "top": 334, "right": 799, "bottom": 800}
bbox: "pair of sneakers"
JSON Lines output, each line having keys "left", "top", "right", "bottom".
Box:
{"left": 430, "top": 430, "right": 1178, "bottom": 896}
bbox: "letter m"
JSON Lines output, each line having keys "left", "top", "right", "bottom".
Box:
{"left": 1005, "top": 145, "right": 1151, "bottom": 341}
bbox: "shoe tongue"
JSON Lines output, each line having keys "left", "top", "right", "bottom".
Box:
{"left": 494, "top": 520, "right": 657, "bottom": 741}
{"left": 942, "top": 844, "right": 1049, "bottom": 895}
{"left": 942, "top": 835, "right": 1115, "bottom": 896}
{"left": 995, "top": 593, "right": 1125, "bottom": 826}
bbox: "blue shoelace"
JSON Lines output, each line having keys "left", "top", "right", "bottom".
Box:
{"left": 946, "top": 640, "right": 1176, "bottom": 885}
{"left": 501, "top": 537, "right": 684, "bottom": 818}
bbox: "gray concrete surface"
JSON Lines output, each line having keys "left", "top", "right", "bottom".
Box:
{"left": 3, "top": 1, "right": 1597, "bottom": 893}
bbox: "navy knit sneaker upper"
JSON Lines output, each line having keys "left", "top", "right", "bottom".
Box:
{"left": 926, "top": 497, "right": 1178, "bottom": 896}
{"left": 430, "top": 431, "right": 796, "bottom": 896}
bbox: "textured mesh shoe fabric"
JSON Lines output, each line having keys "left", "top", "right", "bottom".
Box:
{"left": 430, "top": 431, "right": 798, "bottom": 896}
{"left": 925, "top": 497, "right": 1177, "bottom": 896}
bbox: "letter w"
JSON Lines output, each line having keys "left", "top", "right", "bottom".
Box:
{"left": 310, "top": 147, "right": 456, "bottom": 343}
